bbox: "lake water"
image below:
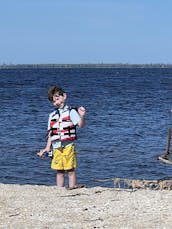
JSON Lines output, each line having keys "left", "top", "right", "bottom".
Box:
{"left": 1, "top": 67, "right": 172, "bottom": 187}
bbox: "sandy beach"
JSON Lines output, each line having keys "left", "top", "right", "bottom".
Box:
{"left": 0, "top": 184, "right": 172, "bottom": 229}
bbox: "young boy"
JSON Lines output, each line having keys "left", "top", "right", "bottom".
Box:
{"left": 39, "top": 85, "right": 86, "bottom": 189}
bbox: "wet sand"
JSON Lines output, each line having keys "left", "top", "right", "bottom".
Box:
{"left": 0, "top": 184, "right": 171, "bottom": 228}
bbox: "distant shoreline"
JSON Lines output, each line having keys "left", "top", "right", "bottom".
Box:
{"left": 1, "top": 63, "right": 172, "bottom": 69}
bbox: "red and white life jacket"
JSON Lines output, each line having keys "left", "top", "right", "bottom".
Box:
{"left": 48, "top": 106, "right": 77, "bottom": 142}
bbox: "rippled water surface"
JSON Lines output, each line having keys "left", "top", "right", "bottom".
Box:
{"left": 1, "top": 67, "right": 172, "bottom": 187}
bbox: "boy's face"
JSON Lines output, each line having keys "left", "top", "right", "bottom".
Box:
{"left": 52, "top": 93, "right": 67, "bottom": 108}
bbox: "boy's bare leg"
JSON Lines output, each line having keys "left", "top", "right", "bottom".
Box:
{"left": 68, "top": 169, "right": 76, "bottom": 188}
{"left": 56, "top": 170, "right": 65, "bottom": 187}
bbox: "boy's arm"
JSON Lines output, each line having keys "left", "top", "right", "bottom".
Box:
{"left": 38, "top": 136, "right": 52, "bottom": 158}
{"left": 44, "top": 136, "right": 52, "bottom": 151}
{"left": 77, "top": 106, "right": 86, "bottom": 128}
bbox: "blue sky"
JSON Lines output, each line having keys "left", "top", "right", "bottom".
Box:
{"left": 0, "top": 0, "right": 172, "bottom": 64}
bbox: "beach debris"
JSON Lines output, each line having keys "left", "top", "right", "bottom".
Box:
{"left": 94, "top": 177, "right": 172, "bottom": 190}
{"left": 114, "top": 177, "right": 172, "bottom": 190}
{"left": 158, "top": 127, "right": 172, "bottom": 164}
{"left": 158, "top": 110, "right": 172, "bottom": 165}
{"left": 158, "top": 156, "right": 172, "bottom": 165}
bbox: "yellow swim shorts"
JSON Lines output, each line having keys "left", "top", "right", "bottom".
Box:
{"left": 51, "top": 144, "right": 77, "bottom": 170}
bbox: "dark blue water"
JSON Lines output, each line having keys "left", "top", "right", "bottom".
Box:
{"left": 1, "top": 67, "right": 172, "bottom": 187}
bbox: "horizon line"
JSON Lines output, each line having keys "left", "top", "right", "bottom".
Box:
{"left": 1, "top": 63, "right": 172, "bottom": 69}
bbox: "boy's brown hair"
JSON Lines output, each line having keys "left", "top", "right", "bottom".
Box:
{"left": 48, "top": 85, "right": 66, "bottom": 102}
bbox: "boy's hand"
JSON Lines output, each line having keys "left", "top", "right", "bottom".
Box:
{"left": 78, "top": 106, "right": 86, "bottom": 128}
{"left": 78, "top": 106, "right": 86, "bottom": 117}
{"left": 37, "top": 149, "right": 46, "bottom": 158}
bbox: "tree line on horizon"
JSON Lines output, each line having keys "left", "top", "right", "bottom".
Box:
{"left": 0, "top": 63, "right": 172, "bottom": 69}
